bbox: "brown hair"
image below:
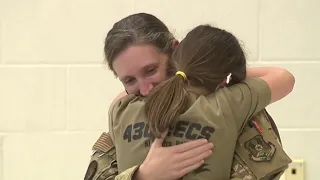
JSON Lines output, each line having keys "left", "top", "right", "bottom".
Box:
{"left": 104, "top": 13, "right": 176, "bottom": 75}
{"left": 145, "top": 25, "right": 247, "bottom": 137}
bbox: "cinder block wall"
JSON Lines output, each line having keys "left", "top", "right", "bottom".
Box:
{"left": 0, "top": 0, "right": 318, "bottom": 179}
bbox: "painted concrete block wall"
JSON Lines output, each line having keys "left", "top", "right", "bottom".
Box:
{"left": 0, "top": 0, "right": 318, "bottom": 179}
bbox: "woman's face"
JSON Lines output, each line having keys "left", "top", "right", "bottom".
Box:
{"left": 112, "top": 44, "right": 169, "bottom": 96}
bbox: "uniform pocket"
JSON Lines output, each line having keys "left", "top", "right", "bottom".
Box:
{"left": 235, "top": 125, "right": 292, "bottom": 179}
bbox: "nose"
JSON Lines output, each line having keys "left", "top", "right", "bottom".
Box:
{"left": 140, "top": 83, "right": 154, "bottom": 96}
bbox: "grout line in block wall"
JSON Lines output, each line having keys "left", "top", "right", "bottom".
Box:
{"left": 0, "top": 132, "right": 25, "bottom": 135}
{"left": 249, "top": 60, "right": 320, "bottom": 64}
{"left": 278, "top": 128, "right": 320, "bottom": 131}
{"left": 2, "top": 128, "right": 319, "bottom": 134}
{"left": 0, "top": 21, "right": 4, "bottom": 65}
{"left": 2, "top": 60, "right": 320, "bottom": 68}
{"left": 0, "top": 136, "right": 3, "bottom": 180}
{"left": 0, "top": 63, "right": 107, "bottom": 68}
{"left": 260, "top": 58, "right": 320, "bottom": 62}
{"left": 52, "top": 130, "right": 107, "bottom": 134}
{"left": 0, "top": 127, "right": 320, "bottom": 136}
{"left": 33, "top": 128, "right": 320, "bottom": 134}
{"left": 65, "top": 65, "right": 70, "bottom": 131}
{"left": 0, "top": 130, "right": 103, "bottom": 135}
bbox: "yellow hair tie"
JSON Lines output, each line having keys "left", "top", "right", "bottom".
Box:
{"left": 175, "top": 71, "right": 187, "bottom": 80}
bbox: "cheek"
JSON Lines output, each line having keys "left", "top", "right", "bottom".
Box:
{"left": 146, "top": 71, "right": 166, "bottom": 87}
{"left": 123, "top": 84, "right": 137, "bottom": 94}
{"left": 158, "top": 63, "right": 169, "bottom": 79}
{"left": 155, "top": 68, "right": 168, "bottom": 82}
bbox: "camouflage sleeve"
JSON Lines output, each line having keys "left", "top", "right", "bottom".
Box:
{"left": 229, "top": 110, "right": 291, "bottom": 180}
{"left": 230, "top": 154, "right": 287, "bottom": 180}
{"left": 114, "top": 166, "right": 139, "bottom": 180}
{"left": 84, "top": 132, "right": 139, "bottom": 180}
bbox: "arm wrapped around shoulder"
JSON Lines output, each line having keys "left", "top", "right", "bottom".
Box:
{"left": 226, "top": 77, "right": 272, "bottom": 122}
{"left": 247, "top": 67, "right": 295, "bottom": 104}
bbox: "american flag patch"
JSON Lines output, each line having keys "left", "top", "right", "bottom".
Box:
{"left": 92, "top": 132, "right": 114, "bottom": 153}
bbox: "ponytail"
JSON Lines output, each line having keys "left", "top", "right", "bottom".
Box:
{"left": 145, "top": 73, "right": 188, "bottom": 138}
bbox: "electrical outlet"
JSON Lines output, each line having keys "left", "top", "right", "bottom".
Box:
{"left": 285, "top": 159, "right": 305, "bottom": 180}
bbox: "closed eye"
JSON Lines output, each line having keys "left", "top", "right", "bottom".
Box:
{"left": 145, "top": 68, "right": 157, "bottom": 76}
{"left": 124, "top": 78, "right": 135, "bottom": 85}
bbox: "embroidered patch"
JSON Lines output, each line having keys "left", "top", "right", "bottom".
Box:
{"left": 92, "top": 132, "right": 114, "bottom": 153}
{"left": 244, "top": 135, "right": 276, "bottom": 162}
{"left": 84, "top": 160, "right": 98, "bottom": 180}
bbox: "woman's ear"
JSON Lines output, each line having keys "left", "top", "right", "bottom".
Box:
{"left": 172, "top": 39, "right": 179, "bottom": 49}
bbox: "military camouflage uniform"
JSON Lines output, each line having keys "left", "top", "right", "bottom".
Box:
{"left": 84, "top": 109, "right": 290, "bottom": 180}
{"left": 85, "top": 78, "right": 291, "bottom": 180}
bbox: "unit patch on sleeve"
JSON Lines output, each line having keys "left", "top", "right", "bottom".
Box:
{"left": 244, "top": 135, "right": 276, "bottom": 162}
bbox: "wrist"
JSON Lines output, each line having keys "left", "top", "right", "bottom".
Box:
{"left": 133, "top": 164, "right": 150, "bottom": 180}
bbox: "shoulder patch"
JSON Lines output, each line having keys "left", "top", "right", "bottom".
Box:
{"left": 92, "top": 132, "right": 114, "bottom": 153}
{"left": 84, "top": 160, "right": 98, "bottom": 180}
{"left": 244, "top": 135, "right": 276, "bottom": 162}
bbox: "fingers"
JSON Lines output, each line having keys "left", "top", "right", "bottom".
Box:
{"left": 169, "top": 138, "right": 210, "bottom": 153}
{"left": 152, "top": 138, "right": 163, "bottom": 148}
{"left": 176, "top": 149, "right": 212, "bottom": 178}
{"left": 152, "top": 129, "right": 169, "bottom": 148}
{"left": 177, "top": 160, "right": 205, "bottom": 178}
{"left": 179, "top": 148, "right": 212, "bottom": 168}
{"left": 161, "top": 130, "right": 168, "bottom": 138}
{"left": 180, "top": 142, "right": 213, "bottom": 160}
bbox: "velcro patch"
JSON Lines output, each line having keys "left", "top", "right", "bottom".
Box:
{"left": 244, "top": 135, "right": 276, "bottom": 162}
{"left": 92, "top": 132, "right": 114, "bottom": 153}
{"left": 84, "top": 160, "right": 98, "bottom": 180}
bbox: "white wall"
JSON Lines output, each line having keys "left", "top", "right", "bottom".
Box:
{"left": 0, "top": 0, "right": 318, "bottom": 179}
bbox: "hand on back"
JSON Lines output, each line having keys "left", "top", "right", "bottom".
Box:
{"left": 134, "top": 131, "right": 213, "bottom": 180}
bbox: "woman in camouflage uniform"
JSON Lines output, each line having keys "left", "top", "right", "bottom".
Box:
{"left": 85, "top": 13, "right": 293, "bottom": 180}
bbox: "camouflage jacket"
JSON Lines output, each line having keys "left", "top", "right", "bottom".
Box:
{"left": 84, "top": 110, "right": 291, "bottom": 180}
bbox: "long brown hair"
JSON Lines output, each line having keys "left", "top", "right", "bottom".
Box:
{"left": 145, "top": 25, "right": 247, "bottom": 137}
